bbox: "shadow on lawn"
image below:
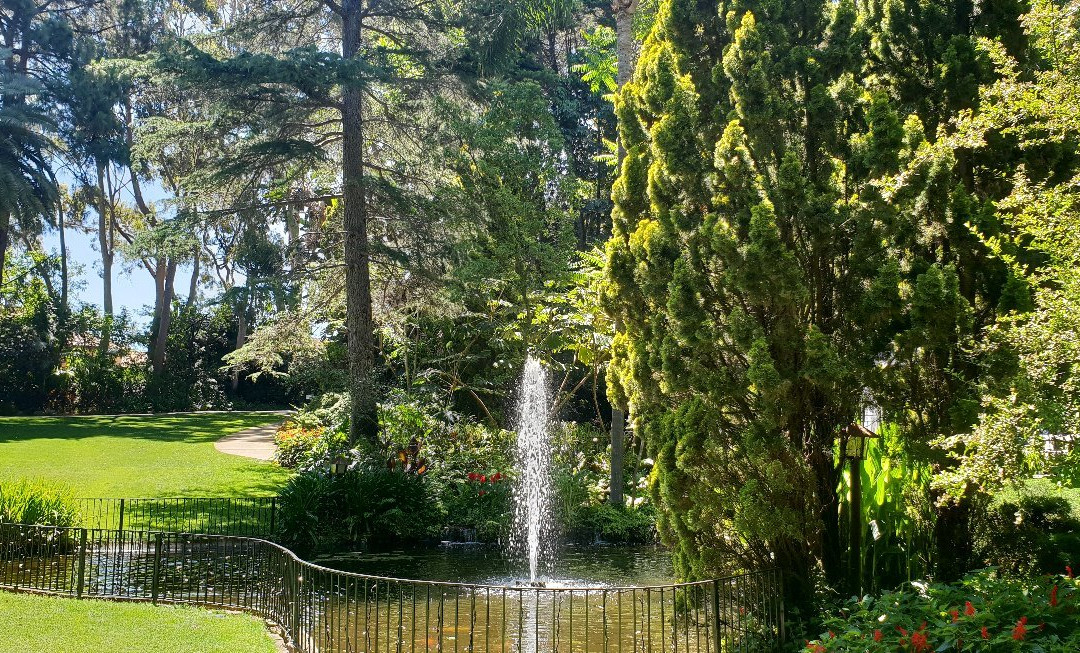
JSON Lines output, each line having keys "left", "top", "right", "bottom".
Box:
{"left": 0, "top": 413, "right": 284, "bottom": 444}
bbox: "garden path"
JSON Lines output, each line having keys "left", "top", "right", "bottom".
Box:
{"left": 214, "top": 421, "right": 282, "bottom": 461}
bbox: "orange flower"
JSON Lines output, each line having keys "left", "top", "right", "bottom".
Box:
{"left": 873, "top": 629, "right": 882, "bottom": 642}
{"left": 907, "top": 623, "right": 930, "bottom": 652}
{"left": 964, "top": 601, "right": 975, "bottom": 617}
{"left": 1012, "top": 618, "right": 1027, "bottom": 641}
{"left": 950, "top": 609, "right": 959, "bottom": 623}
{"left": 981, "top": 626, "right": 989, "bottom": 640}
{"left": 910, "top": 631, "right": 929, "bottom": 652}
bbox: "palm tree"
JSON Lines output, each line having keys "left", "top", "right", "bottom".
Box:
{"left": 0, "top": 66, "right": 59, "bottom": 287}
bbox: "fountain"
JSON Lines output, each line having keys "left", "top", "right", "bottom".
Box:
{"left": 511, "top": 355, "right": 554, "bottom": 583}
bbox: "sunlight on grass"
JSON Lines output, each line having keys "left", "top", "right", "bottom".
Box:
{"left": 0, "top": 413, "right": 292, "bottom": 497}
{"left": 0, "top": 592, "right": 279, "bottom": 653}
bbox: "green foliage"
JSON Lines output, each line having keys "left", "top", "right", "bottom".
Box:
{"left": 573, "top": 27, "right": 617, "bottom": 96}
{"left": 276, "top": 466, "right": 440, "bottom": 555}
{"left": 809, "top": 568, "right": 1080, "bottom": 652}
{"left": 934, "top": 0, "right": 1080, "bottom": 502}
{"left": 274, "top": 423, "right": 327, "bottom": 469}
{"left": 839, "top": 427, "right": 936, "bottom": 594}
{"left": 438, "top": 470, "right": 512, "bottom": 543}
{"left": 566, "top": 503, "right": 655, "bottom": 544}
{"left": 604, "top": 0, "right": 1037, "bottom": 605}
{"left": 973, "top": 496, "right": 1080, "bottom": 578}
{"left": 0, "top": 478, "right": 80, "bottom": 527}
{"left": 0, "top": 57, "right": 59, "bottom": 251}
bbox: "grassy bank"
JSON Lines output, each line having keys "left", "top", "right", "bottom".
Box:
{"left": 0, "top": 413, "right": 290, "bottom": 496}
{"left": 0, "top": 591, "right": 279, "bottom": 653}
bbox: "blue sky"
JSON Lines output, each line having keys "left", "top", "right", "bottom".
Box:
{"left": 40, "top": 169, "right": 193, "bottom": 328}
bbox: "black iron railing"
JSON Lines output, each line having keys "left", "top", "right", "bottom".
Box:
{"left": 76, "top": 497, "right": 277, "bottom": 536}
{"left": 0, "top": 523, "right": 784, "bottom": 652}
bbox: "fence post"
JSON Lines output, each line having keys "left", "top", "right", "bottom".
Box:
{"left": 269, "top": 497, "right": 276, "bottom": 535}
{"left": 777, "top": 571, "right": 786, "bottom": 650}
{"left": 117, "top": 499, "right": 125, "bottom": 533}
{"left": 151, "top": 532, "right": 163, "bottom": 605}
{"left": 75, "top": 528, "right": 87, "bottom": 598}
{"left": 291, "top": 558, "right": 302, "bottom": 643}
{"left": 711, "top": 579, "right": 722, "bottom": 653}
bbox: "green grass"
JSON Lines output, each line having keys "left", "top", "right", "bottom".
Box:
{"left": 996, "top": 476, "right": 1080, "bottom": 520}
{"left": 0, "top": 413, "right": 291, "bottom": 497}
{"left": 0, "top": 591, "right": 279, "bottom": 653}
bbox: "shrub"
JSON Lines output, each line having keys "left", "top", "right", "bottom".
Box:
{"left": 274, "top": 423, "right": 336, "bottom": 469}
{"left": 276, "top": 464, "right": 440, "bottom": 555}
{"left": 291, "top": 392, "right": 351, "bottom": 431}
{"left": 974, "top": 495, "right": 1080, "bottom": 576}
{"left": 567, "top": 503, "right": 656, "bottom": 544}
{"left": 0, "top": 479, "right": 80, "bottom": 527}
{"left": 439, "top": 470, "right": 513, "bottom": 542}
{"left": 808, "top": 568, "right": 1080, "bottom": 652}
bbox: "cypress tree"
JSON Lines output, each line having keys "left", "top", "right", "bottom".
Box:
{"left": 600, "top": 0, "right": 997, "bottom": 604}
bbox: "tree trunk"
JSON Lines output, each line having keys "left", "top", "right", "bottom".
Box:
{"left": 609, "top": 0, "right": 638, "bottom": 506}
{"left": 150, "top": 260, "right": 177, "bottom": 375}
{"left": 58, "top": 195, "right": 68, "bottom": 318}
{"left": 609, "top": 407, "right": 625, "bottom": 506}
{"left": 342, "top": 0, "right": 379, "bottom": 446}
{"left": 0, "top": 209, "right": 9, "bottom": 288}
{"left": 231, "top": 292, "right": 249, "bottom": 393}
{"left": 96, "top": 161, "right": 114, "bottom": 355}
{"left": 813, "top": 442, "right": 844, "bottom": 589}
{"left": 187, "top": 248, "right": 199, "bottom": 307}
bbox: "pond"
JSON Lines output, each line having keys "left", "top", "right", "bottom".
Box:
{"left": 0, "top": 525, "right": 783, "bottom": 653}
{"left": 313, "top": 544, "right": 676, "bottom": 588}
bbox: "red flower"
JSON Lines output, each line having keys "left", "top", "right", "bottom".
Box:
{"left": 1012, "top": 618, "right": 1027, "bottom": 641}
{"left": 964, "top": 601, "right": 975, "bottom": 617}
{"left": 896, "top": 627, "right": 908, "bottom": 637}
{"left": 1051, "top": 585, "right": 1059, "bottom": 607}
{"left": 479, "top": 474, "right": 487, "bottom": 483}
{"left": 910, "top": 631, "right": 929, "bottom": 653}
{"left": 467, "top": 472, "right": 478, "bottom": 481}
{"left": 873, "top": 629, "right": 882, "bottom": 642}
{"left": 492, "top": 473, "right": 502, "bottom": 481}
{"left": 1068, "top": 565, "right": 1074, "bottom": 579}
{"left": 981, "top": 626, "right": 989, "bottom": 640}
{"left": 950, "top": 609, "right": 959, "bottom": 623}
{"left": 478, "top": 490, "right": 486, "bottom": 496}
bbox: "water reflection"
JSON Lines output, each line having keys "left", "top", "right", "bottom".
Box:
{"left": 313, "top": 544, "right": 675, "bottom": 588}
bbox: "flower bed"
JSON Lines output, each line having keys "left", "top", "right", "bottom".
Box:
{"left": 807, "top": 567, "right": 1080, "bottom": 651}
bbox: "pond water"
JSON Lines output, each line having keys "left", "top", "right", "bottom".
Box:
{"left": 313, "top": 544, "right": 675, "bottom": 588}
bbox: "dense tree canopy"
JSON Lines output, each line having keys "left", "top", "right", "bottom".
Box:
{"left": 3, "top": 0, "right": 1080, "bottom": 623}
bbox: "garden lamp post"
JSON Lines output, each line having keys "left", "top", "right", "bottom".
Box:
{"left": 842, "top": 421, "right": 879, "bottom": 596}
{"left": 329, "top": 454, "right": 350, "bottom": 475}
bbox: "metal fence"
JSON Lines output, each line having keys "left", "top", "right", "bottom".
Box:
{"left": 0, "top": 523, "right": 784, "bottom": 652}
{"left": 76, "top": 497, "right": 277, "bottom": 536}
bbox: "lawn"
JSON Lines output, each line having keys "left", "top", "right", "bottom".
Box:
{"left": 0, "top": 413, "right": 292, "bottom": 497}
{"left": 0, "top": 591, "right": 280, "bottom": 653}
